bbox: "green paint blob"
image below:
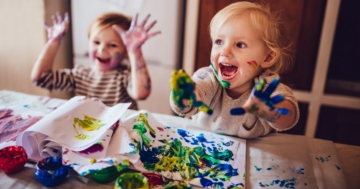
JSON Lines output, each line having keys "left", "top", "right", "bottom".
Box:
{"left": 210, "top": 62, "right": 230, "bottom": 89}
{"left": 115, "top": 173, "right": 148, "bottom": 189}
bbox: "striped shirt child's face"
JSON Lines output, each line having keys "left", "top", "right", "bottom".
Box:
{"left": 89, "top": 27, "right": 126, "bottom": 72}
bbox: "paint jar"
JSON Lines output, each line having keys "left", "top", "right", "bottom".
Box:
{"left": 115, "top": 172, "right": 149, "bottom": 189}
{"left": 35, "top": 156, "right": 69, "bottom": 187}
{"left": 0, "top": 146, "right": 28, "bottom": 174}
{"left": 90, "top": 165, "right": 122, "bottom": 183}
{"left": 90, "top": 160, "right": 130, "bottom": 183}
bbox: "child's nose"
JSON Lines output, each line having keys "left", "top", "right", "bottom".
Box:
{"left": 97, "top": 45, "right": 106, "bottom": 53}
{"left": 220, "top": 46, "right": 232, "bottom": 57}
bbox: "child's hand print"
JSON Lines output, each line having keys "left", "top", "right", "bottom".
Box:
{"left": 230, "top": 77, "right": 290, "bottom": 122}
{"left": 170, "top": 69, "right": 213, "bottom": 115}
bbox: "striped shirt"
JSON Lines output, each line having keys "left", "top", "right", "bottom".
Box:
{"left": 34, "top": 61, "right": 138, "bottom": 110}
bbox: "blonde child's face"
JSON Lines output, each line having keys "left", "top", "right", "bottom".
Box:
{"left": 210, "top": 14, "right": 272, "bottom": 97}
{"left": 89, "top": 27, "right": 126, "bottom": 72}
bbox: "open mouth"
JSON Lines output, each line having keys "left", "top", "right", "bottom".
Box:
{"left": 97, "top": 57, "right": 111, "bottom": 64}
{"left": 219, "top": 63, "right": 238, "bottom": 80}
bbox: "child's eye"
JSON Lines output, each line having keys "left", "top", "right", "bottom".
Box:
{"left": 93, "top": 41, "right": 100, "bottom": 45}
{"left": 110, "top": 44, "right": 118, "bottom": 48}
{"left": 236, "top": 42, "right": 246, "bottom": 48}
{"left": 214, "top": 39, "right": 223, "bottom": 45}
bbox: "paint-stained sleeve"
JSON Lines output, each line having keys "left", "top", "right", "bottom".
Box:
{"left": 33, "top": 68, "right": 75, "bottom": 92}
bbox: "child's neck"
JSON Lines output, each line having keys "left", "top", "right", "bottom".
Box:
{"left": 225, "top": 83, "right": 254, "bottom": 99}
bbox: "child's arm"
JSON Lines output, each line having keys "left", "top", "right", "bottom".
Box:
{"left": 231, "top": 77, "right": 297, "bottom": 130}
{"left": 31, "top": 12, "right": 69, "bottom": 82}
{"left": 112, "top": 14, "right": 160, "bottom": 100}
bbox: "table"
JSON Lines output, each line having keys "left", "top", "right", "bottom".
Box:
{"left": 0, "top": 90, "right": 355, "bottom": 189}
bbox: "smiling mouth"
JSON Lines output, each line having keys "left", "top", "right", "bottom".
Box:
{"left": 97, "top": 57, "right": 111, "bottom": 64}
{"left": 219, "top": 63, "right": 238, "bottom": 80}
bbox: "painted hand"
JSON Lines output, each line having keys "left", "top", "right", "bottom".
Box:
{"left": 113, "top": 13, "right": 161, "bottom": 54}
{"left": 230, "top": 77, "right": 290, "bottom": 122}
{"left": 45, "top": 12, "right": 69, "bottom": 42}
{"left": 170, "top": 69, "right": 213, "bottom": 115}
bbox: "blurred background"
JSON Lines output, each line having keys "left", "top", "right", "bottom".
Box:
{"left": 0, "top": 0, "right": 359, "bottom": 146}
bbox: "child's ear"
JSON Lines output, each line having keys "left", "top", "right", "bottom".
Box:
{"left": 261, "top": 50, "right": 278, "bottom": 68}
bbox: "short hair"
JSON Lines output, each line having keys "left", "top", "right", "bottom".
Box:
{"left": 209, "top": 1, "right": 293, "bottom": 74}
{"left": 88, "top": 12, "right": 131, "bottom": 38}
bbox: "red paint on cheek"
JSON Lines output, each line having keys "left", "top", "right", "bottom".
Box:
{"left": 247, "top": 60, "right": 259, "bottom": 69}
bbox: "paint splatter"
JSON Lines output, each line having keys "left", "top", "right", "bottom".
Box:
{"left": 290, "top": 167, "right": 304, "bottom": 174}
{"left": 0, "top": 108, "right": 43, "bottom": 143}
{"left": 79, "top": 143, "right": 104, "bottom": 155}
{"left": 259, "top": 178, "right": 297, "bottom": 189}
{"left": 266, "top": 165, "right": 280, "bottom": 171}
{"left": 73, "top": 115, "right": 105, "bottom": 140}
{"left": 89, "top": 158, "right": 96, "bottom": 164}
{"left": 335, "top": 165, "right": 341, "bottom": 170}
{"left": 254, "top": 165, "right": 262, "bottom": 171}
{"left": 315, "top": 155, "right": 331, "bottom": 163}
{"left": 228, "top": 182, "right": 245, "bottom": 189}
{"left": 131, "top": 113, "right": 239, "bottom": 188}
{"left": 247, "top": 60, "right": 259, "bottom": 70}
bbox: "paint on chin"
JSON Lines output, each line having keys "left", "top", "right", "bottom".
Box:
{"left": 210, "top": 62, "right": 230, "bottom": 89}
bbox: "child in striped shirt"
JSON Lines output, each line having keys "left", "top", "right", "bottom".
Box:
{"left": 31, "top": 12, "right": 160, "bottom": 109}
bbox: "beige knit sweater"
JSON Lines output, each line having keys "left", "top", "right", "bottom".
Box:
{"left": 170, "top": 67, "right": 300, "bottom": 139}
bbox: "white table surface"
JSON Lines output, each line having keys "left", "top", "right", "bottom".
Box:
{"left": 0, "top": 90, "right": 351, "bottom": 189}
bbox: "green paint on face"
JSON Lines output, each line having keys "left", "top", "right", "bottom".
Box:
{"left": 210, "top": 62, "right": 230, "bottom": 89}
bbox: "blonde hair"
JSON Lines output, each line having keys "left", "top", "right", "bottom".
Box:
{"left": 88, "top": 12, "right": 131, "bottom": 38}
{"left": 209, "top": 1, "right": 293, "bottom": 74}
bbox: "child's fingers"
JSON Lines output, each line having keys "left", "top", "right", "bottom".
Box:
{"left": 44, "top": 22, "right": 50, "bottom": 30}
{"left": 56, "top": 12, "right": 62, "bottom": 23}
{"left": 145, "top": 20, "right": 157, "bottom": 32}
{"left": 64, "top": 12, "right": 69, "bottom": 23}
{"left": 254, "top": 78, "right": 266, "bottom": 97}
{"left": 230, "top": 107, "right": 246, "bottom": 115}
{"left": 270, "top": 94, "right": 284, "bottom": 105}
{"left": 112, "top": 25, "right": 125, "bottom": 36}
{"left": 198, "top": 103, "right": 213, "bottom": 115}
{"left": 130, "top": 13, "right": 139, "bottom": 29}
{"left": 276, "top": 108, "right": 290, "bottom": 115}
{"left": 140, "top": 14, "right": 150, "bottom": 28}
{"left": 263, "top": 77, "right": 279, "bottom": 98}
{"left": 51, "top": 15, "right": 57, "bottom": 25}
{"left": 147, "top": 31, "right": 161, "bottom": 39}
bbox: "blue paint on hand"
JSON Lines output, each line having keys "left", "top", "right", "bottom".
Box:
{"left": 230, "top": 107, "right": 246, "bottom": 115}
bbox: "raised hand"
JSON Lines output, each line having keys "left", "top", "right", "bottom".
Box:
{"left": 45, "top": 12, "right": 69, "bottom": 42}
{"left": 230, "top": 77, "right": 290, "bottom": 122}
{"left": 112, "top": 13, "right": 161, "bottom": 53}
{"left": 170, "top": 69, "right": 213, "bottom": 115}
